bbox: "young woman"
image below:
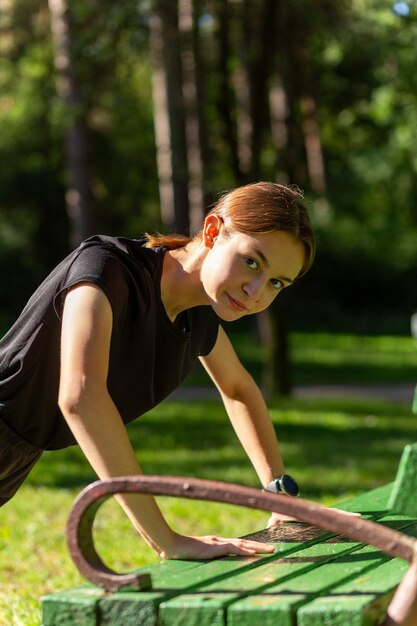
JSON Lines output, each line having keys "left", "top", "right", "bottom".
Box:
{"left": 0, "top": 181, "right": 315, "bottom": 560}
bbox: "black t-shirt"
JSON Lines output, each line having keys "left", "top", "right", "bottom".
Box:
{"left": 0, "top": 236, "right": 219, "bottom": 450}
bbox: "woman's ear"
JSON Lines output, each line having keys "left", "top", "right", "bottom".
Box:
{"left": 203, "top": 214, "right": 223, "bottom": 248}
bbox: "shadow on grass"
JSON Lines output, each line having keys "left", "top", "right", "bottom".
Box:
{"left": 26, "top": 397, "right": 416, "bottom": 503}
{"left": 292, "top": 362, "right": 417, "bottom": 385}
{"left": 185, "top": 359, "right": 417, "bottom": 387}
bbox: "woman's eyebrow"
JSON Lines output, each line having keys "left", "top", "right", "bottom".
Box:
{"left": 254, "top": 248, "right": 294, "bottom": 285}
{"left": 254, "top": 248, "right": 270, "bottom": 267}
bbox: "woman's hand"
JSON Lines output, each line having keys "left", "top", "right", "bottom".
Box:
{"left": 161, "top": 533, "right": 275, "bottom": 560}
{"left": 267, "top": 508, "right": 361, "bottom": 529}
{"left": 267, "top": 512, "right": 298, "bottom": 527}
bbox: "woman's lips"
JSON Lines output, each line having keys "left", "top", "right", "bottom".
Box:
{"left": 226, "top": 293, "right": 248, "bottom": 312}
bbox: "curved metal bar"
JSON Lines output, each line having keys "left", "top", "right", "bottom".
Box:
{"left": 66, "top": 486, "right": 152, "bottom": 592}
{"left": 67, "top": 475, "right": 417, "bottom": 594}
{"left": 382, "top": 552, "right": 417, "bottom": 626}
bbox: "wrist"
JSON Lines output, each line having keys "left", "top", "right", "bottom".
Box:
{"left": 263, "top": 474, "right": 299, "bottom": 497}
{"left": 156, "top": 529, "right": 184, "bottom": 559}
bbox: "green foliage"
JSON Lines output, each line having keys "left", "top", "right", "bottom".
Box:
{"left": 1, "top": 0, "right": 417, "bottom": 323}
{"left": 0, "top": 0, "right": 159, "bottom": 323}
{"left": 296, "top": 0, "right": 417, "bottom": 321}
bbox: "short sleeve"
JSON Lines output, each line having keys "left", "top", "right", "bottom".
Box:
{"left": 192, "top": 308, "right": 220, "bottom": 357}
{"left": 53, "top": 245, "right": 130, "bottom": 325}
{"left": 200, "top": 319, "right": 219, "bottom": 356}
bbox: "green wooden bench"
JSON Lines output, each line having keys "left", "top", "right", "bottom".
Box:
{"left": 41, "top": 443, "right": 417, "bottom": 626}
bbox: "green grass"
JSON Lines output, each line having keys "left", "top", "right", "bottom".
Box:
{"left": 1, "top": 390, "right": 417, "bottom": 624}
{"left": 217, "top": 330, "right": 417, "bottom": 386}
{"left": 1, "top": 330, "right": 416, "bottom": 623}
{"left": 291, "top": 332, "right": 417, "bottom": 384}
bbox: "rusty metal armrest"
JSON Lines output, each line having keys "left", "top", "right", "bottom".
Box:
{"left": 66, "top": 476, "right": 417, "bottom": 626}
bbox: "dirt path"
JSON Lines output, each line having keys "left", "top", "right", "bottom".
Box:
{"left": 171, "top": 383, "right": 416, "bottom": 406}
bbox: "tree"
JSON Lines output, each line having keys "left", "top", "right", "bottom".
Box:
{"left": 2, "top": 0, "right": 417, "bottom": 337}
{"left": 48, "top": 0, "right": 96, "bottom": 248}
{"left": 150, "top": 0, "right": 190, "bottom": 234}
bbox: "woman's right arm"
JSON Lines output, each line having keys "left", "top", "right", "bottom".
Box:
{"left": 59, "top": 283, "right": 273, "bottom": 560}
{"left": 59, "top": 282, "right": 178, "bottom": 557}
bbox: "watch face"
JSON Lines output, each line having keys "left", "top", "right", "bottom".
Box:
{"left": 281, "top": 475, "right": 299, "bottom": 497}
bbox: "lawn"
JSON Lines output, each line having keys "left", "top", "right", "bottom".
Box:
{"left": 184, "top": 330, "right": 417, "bottom": 387}
{"left": 233, "top": 330, "right": 417, "bottom": 385}
{"left": 1, "top": 331, "right": 416, "bottom": 624}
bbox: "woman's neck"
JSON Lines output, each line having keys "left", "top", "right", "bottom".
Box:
{"left": 160, "top": 241, "right": 208, "bottom": 321}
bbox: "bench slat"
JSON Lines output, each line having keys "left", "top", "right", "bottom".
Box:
{"left": 296, "top": 523, "right": 417, "bottom": 626}
{"left": 97, "top": 525, "right": 341, "bottom": 626}
{"left": 41, "top": 481, "right": 410, "bottom": 626}
{"left": 228, "top": 516, "right": 417, "bottom": 626}
{"left": 160, "top": 514, "right": 415, "bottom": 626}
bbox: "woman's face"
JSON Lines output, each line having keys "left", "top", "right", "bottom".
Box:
{"left": 200, "top": 219, "right": 305, "bottom": 321}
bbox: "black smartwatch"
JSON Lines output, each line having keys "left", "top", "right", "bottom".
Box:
{"left": 264, "top": 474, "right": 299, "bottom": 497}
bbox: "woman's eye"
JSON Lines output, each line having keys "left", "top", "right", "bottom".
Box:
{"left": 270, "top": 278, "right": 283, "bottom": 290}
{"left": 245, "top": 257, "right": 258, "bottom": 270}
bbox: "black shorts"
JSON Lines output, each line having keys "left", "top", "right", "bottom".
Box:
{"left": 0, "top": 418, "right": 43, "bottom": 507}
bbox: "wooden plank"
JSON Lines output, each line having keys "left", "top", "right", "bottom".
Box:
{"left": 158, "top": 484, "right": 395, "bottom": 625}
{"left": 388, "top": 443, "right": 417, "bottom": 516}
{"left": 296, "top": 560, "right": 408, "bottom": 626}
{"left": 163, "top": 512, "right": 417, "bottom": 626}
{"left": 97, "top": 556, "right": 268, "bottom": 626}
{"left": 329, "top": 482, "right": 392, "bottom": 514}
{"left": 42, "top": 482, "right": 395, "bottom": 626}
{"left": 229, "top": 516, "right": 416, "bottom": 626}
{"left": 96, "top": 523, "right": 338, "bottom": 626}
{"left": 160, "top": 515, "right": 405, "bottom": 625}
{"left": 41, "top": 586, "right": 104, "bottom": 626}
{"left": 296, "top": 523, "right": 417, "bottom": 626}
{"left": 98, "top": 523, "right": 342, "bottom": 626}
{"left": 159, "top": 537, "right": 367, "bottom": 625}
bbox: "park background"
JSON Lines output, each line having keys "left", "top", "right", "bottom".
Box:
{"left": 1, "top": 1, "right": 417, "bottom": 624}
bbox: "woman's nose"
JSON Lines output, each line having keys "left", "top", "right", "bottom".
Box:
{"left": 243, "top": 278, "right": 264, "bottom": 301}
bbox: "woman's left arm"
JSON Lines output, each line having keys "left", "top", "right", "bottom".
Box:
{"left": 201, "top": 331, "right": 361, "bottom": 527}
{"left": 200, "top": 326, "right": 293, "bottom": 524}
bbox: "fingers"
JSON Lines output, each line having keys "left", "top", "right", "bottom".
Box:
{"left": 267, "top": 513, "right": 298, "bottom": 528}
{"left": 266, "top": 508, "right": 362, "bottom": 529}
{"left": 170, "top": 534, "right": 275, "bottom": 560}
{"left": 211, "top": 537, "right": 275, "bottom": 556}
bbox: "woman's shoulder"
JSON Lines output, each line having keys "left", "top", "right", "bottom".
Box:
{"left": 74, "top": 235, "right": 165, "bottom": 277}
{"left": 53, "top": 235, "right": 165, "bottom": 321}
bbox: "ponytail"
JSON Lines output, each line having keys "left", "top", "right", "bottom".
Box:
{"left": 143, "top": 233, "right": 193, "bottom": 250}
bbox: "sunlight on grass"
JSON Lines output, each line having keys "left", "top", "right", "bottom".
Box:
{"left": 0, "top": 487, "right": 82, "bottom": 626}
{"left": 1, "top": 391, "right": 416, "bottom": 624}
{"left": 292, "top": 333, "right": 417, "bottom": 369}
{"left": 1, "top": 330, "right": 416, "bottom": 623}
{"left": 227, "top": 330, "right": 417, "bottom": 385}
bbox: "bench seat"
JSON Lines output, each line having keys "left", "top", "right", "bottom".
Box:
{"left": 42, "top": 481, "right": 417, "bottom": 626}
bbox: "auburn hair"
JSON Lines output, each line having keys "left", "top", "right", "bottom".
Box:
{"left": 144, "top": 182, "right": 315, "bottom": 278}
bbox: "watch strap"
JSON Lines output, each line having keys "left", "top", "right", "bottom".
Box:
{"left": 264, "top": 474, "right": 299, "bottom": 497}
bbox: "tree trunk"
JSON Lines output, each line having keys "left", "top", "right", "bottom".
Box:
{"left": 48, "top": 0, "right": 96, "bottom": 249}
{"left": 149, "top": 9, "right": 175, "bottom": 229}
{"left": 179, "top": 0, "right": 205, "bottom": 233}
{"left": 235, "top": 0, "right": 290, "bottom": 397}
{"left": 269, "top": 76, "right": 289, "bottom": 184}
{"left": 300, "top": 95, "right": 327, "bottom": 198}
{"left": 191, "top": 0, "right": 213, "bottom": 210}
{"left": 150, "top": 1, "right": 190, "bottom": 235}
{"left": 242, "top": 0, "right": 278, "bottom": 181}
{"left": 213, "top": 0, "right": 245, "bottom": 184}
{"left": 275, "top": 2, "right": 308, "bottom": 187}
{"left": 258, "top": 298, "right": 292, "bottom": 397}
